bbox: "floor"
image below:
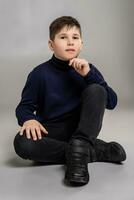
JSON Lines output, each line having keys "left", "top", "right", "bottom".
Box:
{"left": 0, "top": 106, "right": 134, "bottom": 200}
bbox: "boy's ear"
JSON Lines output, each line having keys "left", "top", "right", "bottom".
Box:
{"left": 80, "top": 40, "right": 83, "bottom": 51}
{"left": 48, "top": 40, "right": 54, "bottom": 51}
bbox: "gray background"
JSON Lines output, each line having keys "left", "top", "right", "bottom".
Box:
{"left": 0, "top": 0, "right": 134, "bottom": 111}
{"left": 0, "top": 0, "right": 134, "bottom": 200}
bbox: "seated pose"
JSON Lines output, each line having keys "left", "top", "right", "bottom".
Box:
{"left": 14, "top": 16, "right": 126, "bottom": 187}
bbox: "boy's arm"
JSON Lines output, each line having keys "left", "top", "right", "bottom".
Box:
{"left": 69, "top": 58, "right": 117, "bottom": 110}
{"left": 15, "top": 69, "right": 40, "bottom": 126}
{"left": 83, "top": 63, "right": 118, "bottom": 110}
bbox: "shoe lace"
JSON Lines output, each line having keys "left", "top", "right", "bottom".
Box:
{"left": 67, "top": 152, "right": 88, "bottom": 174}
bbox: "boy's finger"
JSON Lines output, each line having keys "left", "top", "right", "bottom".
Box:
{"left": 73, "top": 60, "right": 80, "bottom": 69}
{"left": 78, "top": 62, "right": 82, "bottom": 68}
{"left": 69, "top": 59, "right": 73, "bottom": 66}
{"left": 69, "top": 58, "right": 75, "bottom": 66}
{"left": 36, "top": 128, "right": 42, "bottom": 140}
{"left": 31, "top": 128, "right": 37, "bottom": 141}
{"left": 70, "top": 60, "right": 76, "bottom": 69}
{"left": 19, "top": 127, "right": 25, "bottom": 135}
{"left": 73, "top": 60, "right": 79, "bottom": 69}
{"left": 75, "top": 61, "right": 79, "bottom": 68}
{"left": 26, "top": 128, "right": 31, "bottom": 139}
{"left": 77, "top": 62, "right": 82, "bottom": 70}
{"left": 40, "top": 125, "right": 48, "bottom": 134}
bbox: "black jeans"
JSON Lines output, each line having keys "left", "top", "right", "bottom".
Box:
{"left": 13, "top": 84, "right": 107, "bottom": 164}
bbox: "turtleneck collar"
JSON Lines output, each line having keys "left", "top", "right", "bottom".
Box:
{"left": 50, "top": 54, "right": 72, "bottom": 71}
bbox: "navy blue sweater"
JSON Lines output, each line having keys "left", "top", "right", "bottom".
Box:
{"left": 16, "top": 54, "right": 118, "bottom": 126}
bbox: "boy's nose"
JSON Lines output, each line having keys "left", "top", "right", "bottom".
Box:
{"left": 67, "top": 39, "right": 74, "bottom": 45}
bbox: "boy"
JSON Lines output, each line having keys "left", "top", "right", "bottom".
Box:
{"left": 14, "top": 16, "right": 126, "bottom": 186}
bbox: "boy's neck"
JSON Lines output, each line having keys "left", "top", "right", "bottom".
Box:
{"left": 50, "top": 54, "right": 72, "bottom": 71}
{"left": 53, "top": 54, "right": 69, "bottom": 61}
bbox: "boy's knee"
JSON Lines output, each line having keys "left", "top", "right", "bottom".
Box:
{"left": 82, "top": 84, "right": 107, "bottom": 98}
{"left": 13, "top": 132, "right": 33, "bottom": 160}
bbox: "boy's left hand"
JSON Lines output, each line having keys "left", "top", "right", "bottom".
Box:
{"left": 69, "top": 58, "right": 90, "bottom": 77}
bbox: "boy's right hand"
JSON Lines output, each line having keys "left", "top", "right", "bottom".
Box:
{"left": 19, "top": 119, "right": 48, "bottom": 141}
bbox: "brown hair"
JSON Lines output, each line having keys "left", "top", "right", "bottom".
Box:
{"left": 49, "top": 16, "right": 82, "bottom": 41}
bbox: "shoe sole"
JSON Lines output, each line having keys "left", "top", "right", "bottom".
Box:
{"left": 65, "top": 175, "right": 89, "bottom": 186}
{"left": 64, "top": 169, "right": 89, "bottom": 186}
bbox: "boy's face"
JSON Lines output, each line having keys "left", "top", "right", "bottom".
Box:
{"left": 48, "top": 26, "right": 83, "bottom": 61}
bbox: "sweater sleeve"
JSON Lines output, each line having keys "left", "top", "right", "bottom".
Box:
{"left": 15, "top": 69, "right": 40, "bottom": 126}
{"left": 83, "top": 63, "right": 118, "bottom": 110}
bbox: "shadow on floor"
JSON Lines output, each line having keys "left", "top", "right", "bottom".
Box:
{"left": 4, "top": 156, "right": 66, "bottom": 168}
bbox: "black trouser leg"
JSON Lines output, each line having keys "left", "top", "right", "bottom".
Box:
{"left": 71, "top": 83, "right": 107, "bottom": 146}
{"left": 13, "top": 107, "right": 80, "bottom": 164}
{"left": 14, "top": 133, "right": 67, "bottom": 164}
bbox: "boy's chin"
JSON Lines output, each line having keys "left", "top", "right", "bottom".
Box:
{"left": 54, "top": 53, "right": 78, "bottom": 61}
{"left": 64, "top": 55, "right": 78, "bottom": 61}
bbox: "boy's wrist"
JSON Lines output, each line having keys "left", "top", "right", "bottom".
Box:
{"left": 82, "top": 67, "right": 90, "bottom": 77}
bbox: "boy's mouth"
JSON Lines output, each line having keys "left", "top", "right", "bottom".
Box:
{"left": 66, "top": 49, "right": 75, "bottom": 52}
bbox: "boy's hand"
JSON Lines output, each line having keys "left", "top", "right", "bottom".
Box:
{"left": 69, "top": 58, "right": 90, "bottom": 77}
{"left": 19, "top": 119, "right": 48, "bottom": 141}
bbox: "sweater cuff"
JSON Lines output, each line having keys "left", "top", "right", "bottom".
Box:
{"left": 83, "top": 63, "right": 96, "bottom": 85}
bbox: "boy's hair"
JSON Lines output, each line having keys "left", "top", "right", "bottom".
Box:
{"left": 49, "top": 16, "right": 82, "bottom": 41}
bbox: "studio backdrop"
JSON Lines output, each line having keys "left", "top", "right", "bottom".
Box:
{"left": 0, "top": 0, "right": 134, "bottom": 112}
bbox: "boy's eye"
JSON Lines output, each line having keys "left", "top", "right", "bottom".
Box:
{"left": 73, "top": 37, "right": 79, "bottom": 39}
{"left": 60, "top": 36, "right": 79, "bottom": 39}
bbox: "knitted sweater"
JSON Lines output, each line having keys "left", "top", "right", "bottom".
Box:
{"left": 16, "top": 54, "right": 117, "bottom": 126}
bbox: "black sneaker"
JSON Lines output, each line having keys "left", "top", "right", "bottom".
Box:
{"left": 89, "top": 139, "right": 127, "bottom": 163}
{"left": 64, "top": 139, "right": 90, "bottom": 186}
